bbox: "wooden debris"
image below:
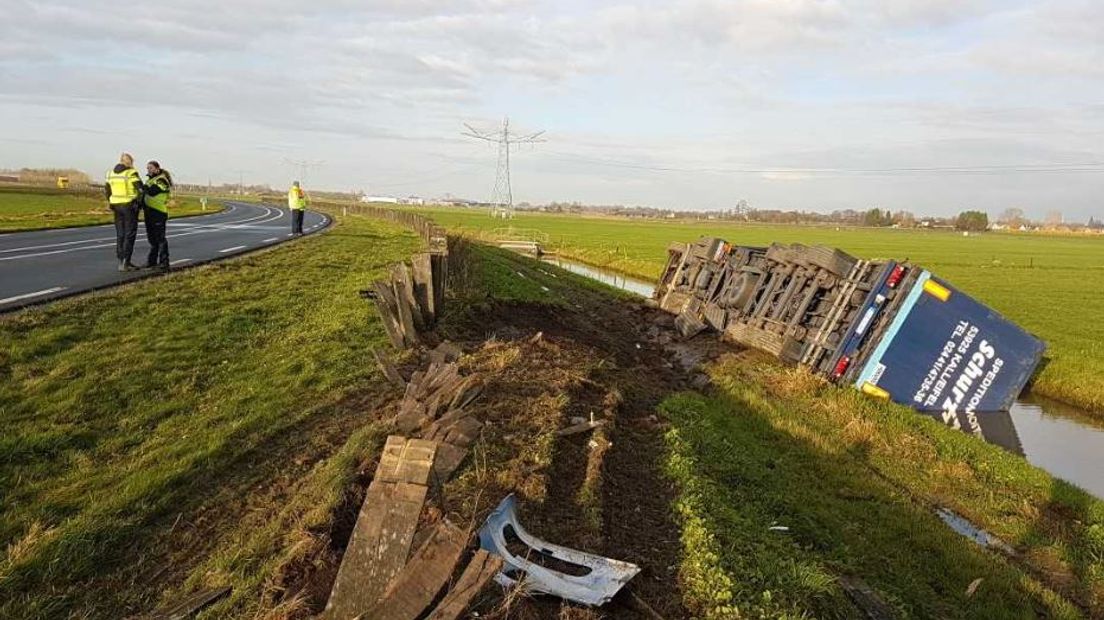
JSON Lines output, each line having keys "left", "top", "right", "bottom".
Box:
{"left": 428, "top": 341, "right": 463, "bottom": 364}
{"left": 144, "top": 585, "right": 231, "bottom": 620}
{"left": 377, "top": 436, "right": 438, "bottom": 485}
{"left": 839, "top": 576, "right": 897, "bottom": 620}
{"left": 322, "top": 438, "right": 439, "bottom": 619}
{"left": 442, "top": 416, "right": 483, "bottom": 448}
{"left": 431, "top": 443, "right": 469, "bottom": 484}
{"left": 372, "top": 280, "right": 407, "bottom": 349}
{"left": 362, "top": 520, "right": 469, "bottom": 620}
{"left": 425, "top": 550, "right": 504, "bottom": 620}
{"left": 371, "top": 347, "right": 405, "bottom": 387}
{"left": 556, "top": 419, "right": 606, "bottom": 437}
{"left": 411, "top": 253, "right": 436, "bottom": 326}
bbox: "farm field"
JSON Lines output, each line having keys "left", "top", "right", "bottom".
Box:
{"left": 419, "top": 207, "right": 1104, "bottom": 413}
{"left": 0, "top": 186, "right": 223, "bottom": 232}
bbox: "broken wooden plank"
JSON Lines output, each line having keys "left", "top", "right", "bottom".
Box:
{"left": 371, "top": 282, "right": 406, "bottom": 349}
{"left": 430, "top": 443, "right": 468, "bottom": 484}
{"left": 424, "top": 550, "right": 503, "bottom": 620}
{"left": 323, "top": 438, "right": 438, "bottom": 618}
{"left": 442, "top": 417, "right": 483, "bottom": 448}
{"left": 362, "top": 521, "right": 469, "bottom": 620}
{"left": 373, "top": 280, "right": 408, "bottom": 349}
{"left": 391, "top": 276, "right": 420, "bottom": 348}
{"left": 377, "top": 436, "right": 438, "bottom": 486}
{"left": 423, "top": 407, "right": 468, "bottom": 441}
{"left": 839, "top": 576, "right": 897, "bottom": 620}
{"left": 449, "top": 380, "right": 482, "bottom": 411}
{"left": 428, "top": 341, "right": 463, "bottom": 364}
{"left": 145, "top": 585, "right": 231, "bottom": 620}
{"left": 371, "top": 347, "right": 405, "bottom": 387}
{"left": 394, "top": 401, "right": 428, "bottom": 434}
{"left": 393, "top": 263, "right": 425, "bottom": 331}
{"left": 411, "top": 253, "right": 435, "bottom": 325}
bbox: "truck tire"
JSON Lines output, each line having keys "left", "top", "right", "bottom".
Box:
{"left": 797, "top": 246, "right": 857, "bottom": 278}
{"left": 726, "top": 270, "right": 759, "bottom": 309}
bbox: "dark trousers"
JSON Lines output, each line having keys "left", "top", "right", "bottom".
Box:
{"left": 292, "top": 208, "right": 305, "bottom": 234}
{"left": 144, "top": 207, "right": 169, "bottom": 268}
{"left": 111, "top": 202, "right": 139, "bottom": 263}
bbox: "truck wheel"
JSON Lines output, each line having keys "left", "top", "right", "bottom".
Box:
{"left": 726, "top": 271, "right": 759, "bottom": 309}
{"left": 797, "top": 246, "right": 857, "bottom": 277}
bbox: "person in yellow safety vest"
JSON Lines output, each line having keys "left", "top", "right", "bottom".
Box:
{"left": 142, "top": 161, "right": 173, "bottom": 272}
{"left": 105, "top": 152, "right": 144, "bottom": 271}
{"left": 288, "top": 180, "right": 308, "bottom": 235}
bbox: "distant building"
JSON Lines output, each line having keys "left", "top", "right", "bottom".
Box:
{"left": 361, "top": 195, "right": 399, "bottom": 204}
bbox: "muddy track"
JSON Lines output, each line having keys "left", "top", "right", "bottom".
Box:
{"left": 440, "top": 298, "right": 698, "bottom": 618}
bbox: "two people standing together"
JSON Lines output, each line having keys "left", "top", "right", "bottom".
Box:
{"left": 105, "top": 153, "right": 173, "bottom": 272}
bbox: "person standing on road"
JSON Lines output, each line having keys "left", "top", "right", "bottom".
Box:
{"left": 142, "top": 161, "right": 173, "bottom": 271}
{"left": 288, "top": 180, "right": 307, "bottom": 235}
{"left": 105, "top": 153, "right": 143, "bottom": 271}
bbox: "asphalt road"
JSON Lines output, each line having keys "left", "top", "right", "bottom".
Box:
{"left": 0, "top": 201, "right": 329, "bottom": 312}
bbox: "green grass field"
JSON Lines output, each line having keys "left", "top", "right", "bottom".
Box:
{"left": 0, "top": 187, "right": 224, "bottom": 232}
{"left": 418, "top": 207, "right": 1104, "bottom": 413}
{"left": 0, "top": 210, "right": 420, "bottom": 618}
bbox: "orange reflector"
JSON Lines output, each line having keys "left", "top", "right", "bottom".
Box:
{"left": 861, "top": 382, "right": 890, "bottom": 399}
{"left": 923, "top": 279, "right": 951, "bottom": 302}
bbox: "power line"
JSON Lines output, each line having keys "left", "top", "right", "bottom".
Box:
{"left": 539, "top": 151, "right": 1104, "bottom": 176}
{"left": 463, "top": 118, "right": 545, "bottom": 218}
{"left": 283, "top": 158, "right": 325, "bottom": 185}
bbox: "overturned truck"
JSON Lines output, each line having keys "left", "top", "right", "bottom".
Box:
{"left": 655, "top": 237, "right": 1045, "bottom": 435}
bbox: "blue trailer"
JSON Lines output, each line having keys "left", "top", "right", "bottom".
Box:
{"left": 654, "top": 238, "right": 1046, "bottom": 438}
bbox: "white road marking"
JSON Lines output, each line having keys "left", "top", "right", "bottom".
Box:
{"left": 263, "top": 237, "right": 278, "bottom": 242}
{"left": 0, "top": 205, "right": 281, "bottom": 262}
{"left": 0, "top": 286, "right": 66, "bottom": 305}
{"left": 219, "top": 245, "right": 246, "bottom": 253}
{"left": 170, "top": 258, "right": 191, "bottom": 265}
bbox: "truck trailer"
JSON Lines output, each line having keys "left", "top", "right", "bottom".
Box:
{"left": 654, "top": 237, "right": 1046, "bottom": 438}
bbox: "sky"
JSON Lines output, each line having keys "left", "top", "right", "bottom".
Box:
{"left": 1, "top": 0, "right": 1102, "bottom": 219}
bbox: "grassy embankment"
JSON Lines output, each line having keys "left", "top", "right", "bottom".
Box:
{"left": 0, "top": 186, "right": 224, "bottom": 232}
{"left": 419, "top": 208, "right": 1104, "bottom": 414}
{"left": 462, "top": 244, "right": 1104, "bottom": 618}
{"left": 0, "top": 209, "right": 420, "bottom": 618}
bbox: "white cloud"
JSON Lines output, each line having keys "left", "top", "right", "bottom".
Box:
{"left": 1, "top": 0, "right": 1102, "bottom": 219}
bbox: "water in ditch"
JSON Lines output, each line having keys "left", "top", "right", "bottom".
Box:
{"left": 541, "top": 254, "right": 1104, "bottom": 499}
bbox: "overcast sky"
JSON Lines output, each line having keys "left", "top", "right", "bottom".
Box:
{"left": 1, "top": 0, "right": 1102, "bottom": 218}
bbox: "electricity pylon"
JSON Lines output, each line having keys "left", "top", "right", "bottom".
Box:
{"left": 462, "top": 118, "right": 545, "bottom": 219}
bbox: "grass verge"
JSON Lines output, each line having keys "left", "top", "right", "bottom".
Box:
{"left": 0, "top": 186, "right": 223, "bottom": 231}
{"left": 0, "top": 210, "right": 420, "bottom": 618}
{"left": 661, "top": 352, "right": 1104, "bottom": 618}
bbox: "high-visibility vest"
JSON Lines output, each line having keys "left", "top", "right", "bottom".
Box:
{"left": 144, "top": 171, "right": 172, "bottom": 213}
{"left": 106, "top": 167, "right": 141, "bottom": 205}
{"left": 288, "top": 186, "right": 307, "bottom": 210}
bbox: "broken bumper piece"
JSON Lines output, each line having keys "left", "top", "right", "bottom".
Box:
{"left": 478, "top": 493, "right": 640, "bottom": 606}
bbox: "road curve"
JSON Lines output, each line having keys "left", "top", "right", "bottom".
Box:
{"left": 0, "top": 201, "right": 329, "bottom": 312}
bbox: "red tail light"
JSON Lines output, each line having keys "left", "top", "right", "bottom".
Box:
{"left": 886, "top": 264, "right": 906, "bottom": 288}
{"left": 832, "top": 356, "right": 851, "bottom": 379}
